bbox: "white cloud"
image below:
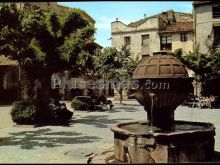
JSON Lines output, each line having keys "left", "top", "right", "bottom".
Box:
{"left": 95, "top": 16, "right": 132, "bottom": 30}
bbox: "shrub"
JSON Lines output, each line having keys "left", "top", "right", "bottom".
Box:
{"left": 71, "top": 96, "right": 93, "bottom": 111}
{"left": 10, "top": 100, "right": 38, "bottom": 124}
{"left": 96, "top": 95, "right": 107, "bottom": 104}
{"left": 49, "top": 102, "right": 73, "bottom": 125}
{"left": 70, "top": 89, "right": 84, "bottom": 99}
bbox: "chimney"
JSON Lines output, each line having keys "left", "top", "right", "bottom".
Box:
{"left": 167, "top": 10, "right": 175, "bottom": 24}
{"left": 116, "top": 18, "right": 118, "bottom": 21}
{"left": 144, "top": 14, "right": 146, "bottom": 18}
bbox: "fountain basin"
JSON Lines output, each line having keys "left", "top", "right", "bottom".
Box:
{"left": 110, "top": 120, "right": 215, "bottom": 163}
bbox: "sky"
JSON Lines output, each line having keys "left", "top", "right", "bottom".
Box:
{"left": 58, "top": 1, "right": 193, "bottom": 48}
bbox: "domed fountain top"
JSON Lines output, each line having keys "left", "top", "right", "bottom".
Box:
{"left": 132, "top": 55, "right": 188, "bottom": 79}
{"left": 131, "top": 55, "right": 192, "bottom": 130}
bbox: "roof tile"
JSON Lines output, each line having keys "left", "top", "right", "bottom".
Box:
{"left": 127, "top": 10, "right": 192, "bottom": 27}
{"left": 160, "top": 22, "right": 194, "bottom": 33}
{"left": 193, "top": 1, "right": 212, "bottom": 5}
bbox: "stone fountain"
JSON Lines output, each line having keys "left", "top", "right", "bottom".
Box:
{"left": 89, "top": 55, "right": 215, "bottom": 163}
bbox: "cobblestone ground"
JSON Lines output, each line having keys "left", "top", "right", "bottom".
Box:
{"left": 0, "top": 100, "right": 220, "bottom": 163}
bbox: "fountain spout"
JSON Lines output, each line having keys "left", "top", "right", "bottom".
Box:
{"left": 149, "top": 93, "right": 156, "bottom": 132}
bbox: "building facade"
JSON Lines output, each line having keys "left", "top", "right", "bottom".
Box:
{"left": 112, "top": 16, "right": 160, "bottom": 59}
{"left": 0, "top": 56, "right": 20, "bottom": 103}
{"left": 193, "top": 1, "right": 220, "bottom": 97}
{"left": 111, "top": 10, "right": 193, "bottom": 59}
{"left": 193, "top": 1, "right": 220, "bottom": 53}
{"left": 159, "top": 22, "right": 194, "bottom": 53}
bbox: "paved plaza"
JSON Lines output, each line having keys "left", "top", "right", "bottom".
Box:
{"left": 0, "top": 100, "right": 220, "bottom": 163}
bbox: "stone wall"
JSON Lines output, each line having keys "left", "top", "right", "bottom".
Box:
{"left": 0, "top": 66, "right": 20, "bottom": 103}
{"left": 111, "top": 121, "right": 215, "bottom": 163}
{"left": 194, "top": 4, "right": 220, "bottom": 53}
{"left": 111, "top": 18, "right": 160, "bottom": 58}
{"left": 171, "top": 33, "right": 194, "bottom": 53}
{"left": 15, "top": 2, "right": 95, "bottom": 25}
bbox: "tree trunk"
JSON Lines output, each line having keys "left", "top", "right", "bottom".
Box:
{"left": 114, "top": 83, "right": 123, "bottom": 104}
{"left": 36, "top": 75, "right": 52, "bottom": 123}
{"left": 20, "top": 78, "right": 36, "bottom": 101}
{"left": 119, "top": 87, "right": 123, "bottom": 104}
{"left": 196, "top": 74, "right": 203, "bottom": 96}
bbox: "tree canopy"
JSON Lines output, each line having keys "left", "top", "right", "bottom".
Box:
{"left": 171, "top": 48, "right": 220, "bottom": 95}
{"left": 0, "top": 4, "right": 98, "bottom": 120}
{"left": 0, "top": 4, "right": 97, "bottom": 80}
{"left": 96, "top": 46, "right": 140, "bottom": 103}
{"left": 171, "top": 48, "right": 220, "bottom": 79}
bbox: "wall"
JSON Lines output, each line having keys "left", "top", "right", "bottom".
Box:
{"left": 112, "top": 31, "right": 160, "bottom": 59}
{"left": 174, "top": 12, "right": 193, "bottom": 22}
{"left": 111, "top": 18, "right": 160, "bottom": 58}
{"left": 112, "top": 17, "right": 158, "bottom": 33}
{"left": 0, "top": 66, "right": 20, "bottom": 103}
{"left": 194, "top": 4, "right": 220, "bottom": 53}
{"left": 15, "top": 2, "right": 95, "bottom": 26}
{"left": 171, "top": 33, "right": 194, "bottom": 53}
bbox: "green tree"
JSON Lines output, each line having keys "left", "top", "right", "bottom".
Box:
{"left": 0, "top": 4, "right": 97, "bottom": 121}
{"left": 96, "top": 46, "right": 140, "bottom": 104}
{"left": 171, "top": 48, "right": 220, "bottom": 95}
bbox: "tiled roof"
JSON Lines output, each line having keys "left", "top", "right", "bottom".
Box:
{"left": 193, "top": 1, "right": 212, "bottom": 6}
{"left": 159, "top": 22, "right": 194, "bottom": 33}
{"left": 127, "top": 10, "right": 192, "bottom": 27}
{"left": 127, "top": 12, "right": 164, "bottom": 27}
{"left": 128, "top": 18, "right": 148, "bottom": 27}
{"left": 95, "top": 42, "right": 103, "bottom": 49}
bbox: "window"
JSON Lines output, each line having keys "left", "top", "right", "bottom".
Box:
{"left": 23, "top": 3, "right": 32, "bottom": 10}
{"left": 213, "top": 4, "right": 220, "bottom": 19}
{"left": 180, "top": 33, "right": 187, "bottom": 42}
{"left": 213, "top": 26, "right": 220, "bottom": 48}
{"left": 160, "top": 36, "right": 172, "bottom": 50}
{"left": 142, "top": 34, "right": 150, "bottom": 46}
{"left": 124, "top": 36, "right": 131, "bottom": 46}
{"left": 142, "top": 54, "right": 149, "bottom": 58}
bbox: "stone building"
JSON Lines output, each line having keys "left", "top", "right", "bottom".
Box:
{"left": 15, "top": 2, "right": 95, "bottom": 25}
{"left": 193, "top": 1, "right": 220, "bottom": 53}
{"left": 0, "top": 2, "right": 102, "bottom": 103}
{"left": 193, "top": 1, "right": 220, "bottom": 97}
{"left": 111, "top": 10, "right": 193, "bottom": 60}
{"left": 159, "top": 22, "right": 194, "bottom": 54}
{"left": 0, "top": 56, "right": 20, "bottom": 103}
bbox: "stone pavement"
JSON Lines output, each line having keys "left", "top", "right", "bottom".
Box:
{"left": 0, "top": 100, "right": 220, "bottom": 163}
{"left": 0, "top": 105, "right": 14, "bottom": 129}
